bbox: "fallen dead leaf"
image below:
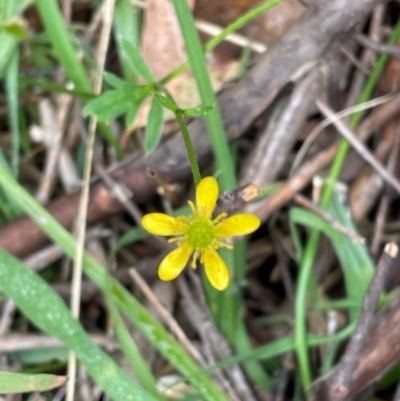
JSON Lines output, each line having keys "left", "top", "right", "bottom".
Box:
{"left": 141, "top": 0, "right": 195, "bottom": 79}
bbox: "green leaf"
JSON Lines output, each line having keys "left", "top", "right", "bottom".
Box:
{"left": 6, "top": 49, "right": 19, "bottom": 177}
{"left": 182, "top": 105, "right": 214, "bottom": 117}
{"left": 10, "top": 346, "right": 68, "bottom": 365}
{"left": 0, "top": 371, "right": 66, "bottom": 393}
{"left": 326, "top": 192, "right": 374, "bottom": 320}
{"left": 103, "top": 279, "right": 160, "bottom": 398}
{"left": 289, "top": 193, "right": 374, "bottom": 321}
{"left": 0, "top": 17, "right": 28, "bottom": 39}
{"left": 0, "top": 32, "right": 17, "bottom": 79}
{"left": 97, "top": 122, "right": 125, "bottom": 159}
{"left": 35, "top": 0, "right": 92, "bottom": 93}
{"left": 113, "top": 227, "right": 148, "bottom": 255}
{"left": 0, "top": 250, "right": 158, "bottom": 401}
{"left": 113, "top": 0, "right": 139, "bottom": 83}
{"left": 0, "top": 166, "right": 231, "bottom": 401}
{"left": 103, "top": 72, "right": 133, "bottom": 90}
{"left": 179, "top": 322, "right": 355, "bottom": 383}
{"left": 84, "top": 90, "right": 132, "bottom": 123}
{"left": 125, "top": 95, "right": 145, "bottom": 127}
{"left": 122, "top": 39, "right": 155, "bottom": 82}
{"left": 83, "top": 86, "right": 151, "bottom": 124}
{"left": 154, "top": 93, "right": 177, "bottom": 112}
{"left": 145, "top": 96, "right": 164, "bottom": 154}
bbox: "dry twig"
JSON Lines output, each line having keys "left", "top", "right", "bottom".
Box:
{"left": 311, "top": 242, "right": 399, "bottom": 401}
{"left": 371, "top": 121, "right": 400, "bottom": 256}
{"left": 294, "top": 194, "right": 365, "bottom": 243}
{"left": 178, "top": 272, "right": 260, "bottom": 401}
{"left": 128, "top": 269, "right": 205, "bottom": 365}
{"left": 316, "top": 99, "right": 400, "bottom": 195}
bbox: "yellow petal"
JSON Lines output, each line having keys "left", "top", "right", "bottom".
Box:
{"left": 158, "top": 244, "right": 193, "bottom": 281}
{"left": 196, "top": 176, "right": 219, "bottom": 219}
{"left": 214, "top": 213, "right": 260, "bottom": 237}
{"left": 142, "top": 213, "right": 186, "bottom": 236}
{"left": 202, "top": 248, "right": 229, "bottom": 291}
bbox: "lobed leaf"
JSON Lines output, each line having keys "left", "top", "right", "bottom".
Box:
{"left": 145, "top": 96, "right": 164, "bottom": 154}
{"left": 83, "top": 86, "right": 151, "bottom": 124}
{"left": 122, "top": 39, "right": 155, "bottom": 83}
{"left": 154, "top": 93, "right": 177, "bottom": 112}
{"left": 103, "top": 71, "right": 134, "bottom": 90}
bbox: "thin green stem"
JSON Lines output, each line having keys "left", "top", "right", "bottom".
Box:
{"left": 176, "top": 110, "right": 202, "bottom": 186}
{"left": 172, "top": 0, "right": 235, "bottom": 191}
{"left": 160, "top": 0, "right": 284, "bottom": 85}
{"left": 294, "top": 230, "right": 320, "bottom": 391}
{"left": 203, "top": 0, "right": 283, "bottom": 53}
{"left": 171, "top": 1, "right": 272, "bottom": 390}
{"left": 159, "top": 64, "right": 187, "bottom": 87}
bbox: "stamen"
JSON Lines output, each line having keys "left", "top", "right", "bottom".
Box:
{"left": 191, "top": 250, "right": 200, "bottom": 268}
{"left": 188, "top": 201, "right": 197, "bottom": 217}
{"left": 212, "top": 212, "right": 227, "bottom": 225}
{"left": 168, "top": 236, "right": 184, "bottom": 243}
{"left": 213, "top": 239, "right": 233, "bottom": 250}
{"left": 186, "top": 220, "right": 214, "bottom": 248}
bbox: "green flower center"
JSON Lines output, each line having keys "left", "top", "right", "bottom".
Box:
{"left": 186, "top": 220, "right": 214, "bottom": 249}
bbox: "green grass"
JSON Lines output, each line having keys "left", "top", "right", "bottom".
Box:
{"left": 0, "top": 165, "right": 230, "bottom": 401}
{"left": 293, "top": 16, "right": 400, "bottom": 390}
{"left": 1, "top": 0, "right": 393, "bottom": 399}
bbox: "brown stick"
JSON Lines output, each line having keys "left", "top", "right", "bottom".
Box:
{"left": 0, "top": 168, "right": 188, "bottom": 258}
{"left": 329, "top": 243, "right": 398, "bottom": 401}
{"left": 310, "top": 243, "right": 400, "bottom": 401}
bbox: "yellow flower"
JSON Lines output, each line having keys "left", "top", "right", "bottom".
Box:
{"left": 141, "top": 177, "right": 260, "bottom": 291}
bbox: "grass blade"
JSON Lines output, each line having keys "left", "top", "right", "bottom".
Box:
{"left": 5, "top": 50, "right": 20, "bottom": 176}
{"left": 122, "top": 39, "right": 155, "bottom": 83}
{"left": 0, "top": 371, "right": 66, "bottom": 393}
{"left": 171, "top": 0, "right": 235, "bottom": 191}
{"left": 145, "top": 96, "right": 164, "bottom": 154}
{"left": 113, "top": 0, "right": 139, "bottom": 83}
{"left": 104, "top": 279, "right": 163, "bottom": 400}
{"left": 0, "top": 250, "right": 159, "bottom": 401}
{"left": 0, "top": 165, "right": 230, "bottom": 401}
{"left": 290, "top": 202, "right": 373, "bottom": 319}
{"left": 35, "top": 0, "right": 92, "bottom": 93}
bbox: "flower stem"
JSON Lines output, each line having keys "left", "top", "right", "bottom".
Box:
{"left": 176, "top": 109, "right": 202, "bottom": 186}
